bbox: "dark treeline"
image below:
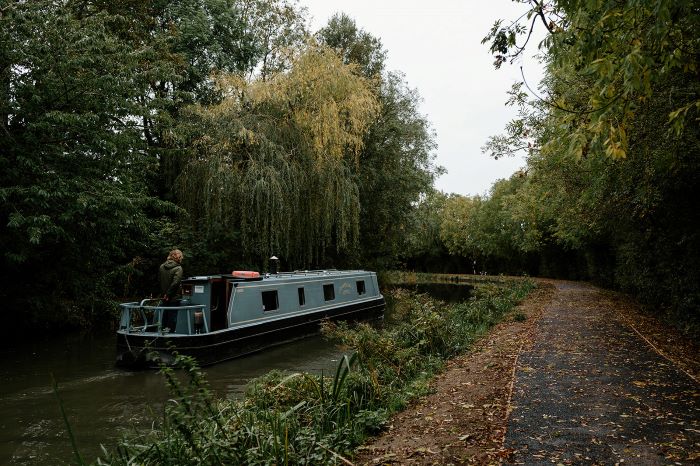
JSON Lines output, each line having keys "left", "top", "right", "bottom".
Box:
{"left": 2, "top": 0, "right": 697, "bottom": 338}
{"left": 0, "top": 1, "right": 439, "bottom": 337}
{"left": 408, "top": 1, "right": 699, "bottom": 333}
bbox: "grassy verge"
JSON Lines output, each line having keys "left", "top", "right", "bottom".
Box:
{"left": 97, "top": 279, "right": 534, "bottom": 465}
{"left": 382, "top": 270, "right": 526, "bottom": 285}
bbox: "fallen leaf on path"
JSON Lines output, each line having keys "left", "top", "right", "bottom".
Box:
{"left": 407, "top": 448, "right": 437, "bottom": 457}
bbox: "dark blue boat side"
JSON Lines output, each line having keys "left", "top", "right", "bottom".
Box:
{"left": 116, "top": 270, "right": 384, "bottom": 368}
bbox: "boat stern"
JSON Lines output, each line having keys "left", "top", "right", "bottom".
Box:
{"left": 115, "top": 332, "right": 176, "bottom": 369}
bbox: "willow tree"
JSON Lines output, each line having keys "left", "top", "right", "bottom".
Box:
{"left": 176, "top": 46, "right": 379, "bottom": 267}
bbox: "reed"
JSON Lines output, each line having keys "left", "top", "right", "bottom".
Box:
{"left": 97, "top": 279, "right": 534, "bottom": 465}
{"left": 52, "top": 374, "right": 85, "bottom": 466}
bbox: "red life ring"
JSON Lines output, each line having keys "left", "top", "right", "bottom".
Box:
{"left": 231, "top": 270, "right": 261, "bottom": 279}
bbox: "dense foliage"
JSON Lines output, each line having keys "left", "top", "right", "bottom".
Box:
{"left": 98, "top": 280, "right": 534, "bottom": 465}
{"left": 433, "top": 0, "right": 699, "bottom": 332}
{"left": 316, "top": 13, "right": 440, "bottom": 270}
{"left": 175, "top": 47, "right": 381, "bottom": 266}
{"left": 4, "top": 0, "right": 696, "bottom": 335}
{"left": 1, "top": 0, "right": 177, "bottom": 331}
{"left": 0, "top": 2, "right": 438, "bottom": 335}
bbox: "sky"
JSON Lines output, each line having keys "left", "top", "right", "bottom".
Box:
{"left": 301, "top": 0, "right": 545, "bottom": 196}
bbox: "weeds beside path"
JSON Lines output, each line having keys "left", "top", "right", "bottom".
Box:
{"left": 354, "top": 282, "right": 555, "bottom": 465}
{"left": 356, "top": 280, "right": 700, "bottom": 465}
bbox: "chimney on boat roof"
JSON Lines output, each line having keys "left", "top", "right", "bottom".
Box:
{"left": 270, "top": 255, "right": 279, "bottom": 274}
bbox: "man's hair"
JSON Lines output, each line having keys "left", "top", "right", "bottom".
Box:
{"left": 167, "top": 249, "right": 183, "bottom": 262}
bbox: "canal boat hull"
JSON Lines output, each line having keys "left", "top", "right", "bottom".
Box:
{"left": 116, "top": 270, "right": 384, "bottom": 368}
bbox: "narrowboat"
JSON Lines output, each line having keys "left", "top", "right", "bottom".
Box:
{"left": 116, "top": 270, "right": 385, "bottom": 368}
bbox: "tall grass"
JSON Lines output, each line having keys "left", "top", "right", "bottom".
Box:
{"left": 97, "top": 279, "right": 534, "bottom": 465}
{"left": 52, "top": 374, "right": 85, "bottom": 466}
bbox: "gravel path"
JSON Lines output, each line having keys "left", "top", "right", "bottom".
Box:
{"left": 505, "top": 282, "right": 700, "bottom": 464}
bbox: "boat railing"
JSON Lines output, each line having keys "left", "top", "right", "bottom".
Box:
{"left": 119, "top": 300, "right": 209, "bottom": 335}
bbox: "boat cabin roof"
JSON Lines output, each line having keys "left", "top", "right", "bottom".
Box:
{"left": 182, "top": 269, "right": 373, "bottom": 284}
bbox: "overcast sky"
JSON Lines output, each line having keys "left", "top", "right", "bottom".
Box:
{"left": 302, "top": 0, "right": 544, "bottom": 196}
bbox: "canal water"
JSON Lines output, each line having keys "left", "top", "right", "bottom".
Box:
{"left": 0, "top": 283, "right": 472, "bottom": 465}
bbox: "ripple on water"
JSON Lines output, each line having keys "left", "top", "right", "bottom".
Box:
{"left": 0, "top": 370, "right": 129, "bottom": 404}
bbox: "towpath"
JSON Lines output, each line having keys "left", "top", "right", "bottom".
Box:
{"left": 355, "top": 280, "right": 700, "bottom": 465}
{"left": 506, "top": 281, "right": 699, "bottom": 464}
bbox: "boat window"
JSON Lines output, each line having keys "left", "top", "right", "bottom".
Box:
{"left": 323, "top": 284, "right": 335, "bottom": 301}
{"left": 298, "top": 287, "right": 305, "bottom": 306}
{"left": 356, "top": 280, "right": 366, "bottom": 295}
{"left": 261, "top": 290, "right": 279, "bottom": 311}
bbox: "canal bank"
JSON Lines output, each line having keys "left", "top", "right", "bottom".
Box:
{"left": 96, "top": 278, "right": 533, "bottom": 465}
{"left": 1, "top": 279, "right": 475, "bottom": 465}
{"left": 0, "top": 332, "right": 345, "bottom": 465}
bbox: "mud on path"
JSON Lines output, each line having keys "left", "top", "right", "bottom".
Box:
{"left": 354, "top": 281, "right": 699, "bottom": 465}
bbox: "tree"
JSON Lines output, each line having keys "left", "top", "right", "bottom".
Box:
{"left": 440, "top": 195, "right": 483, "bottom": 260}
{"left": 402, "top": 190, "right": 452, "bottom": 271}
{"left": 481, "top": 1, "right": 700, "bottom": 331}
{"left": 0, "top": 0, "right": 177, "bottom": 332}
{"left": 316, "top": 12, "right": 386, "bottom": 78}
{"left": 317, "top": 14, "right": 441, "bottom": 269}
{"left": 124, "top": 0, "right": 309, "bottom": 201}
{"left": 439, "top": 177, "right": 536, "bottom": 273}
{"left": 483, "top": 0, "right": 699, "bottom": 159}
{"left": 240, "top": 0, "right": 309, "bottom": 80}
{"left": 175, "top": 45, "right": 380, "bottom": 267}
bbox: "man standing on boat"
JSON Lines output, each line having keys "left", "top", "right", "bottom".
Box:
{"left": 159, "top": 249, "right": 184, "bottom": 330}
